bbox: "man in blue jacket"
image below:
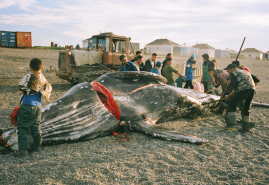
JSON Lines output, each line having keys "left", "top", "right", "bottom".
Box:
{"left": 120, "top": 54, "right": 138, "bottom": 72}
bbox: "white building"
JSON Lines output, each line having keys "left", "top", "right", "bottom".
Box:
{"left": 192, "top": 43, "right": 215, "bottom": 58}
{"left": 145, "top": 39, "right": 181, "bottom": 55}
{"left": 82, "top": 38, "right": 90, "bottom": 49}
{"left": 240, "top": 48, "right": 263, "bottom": 60}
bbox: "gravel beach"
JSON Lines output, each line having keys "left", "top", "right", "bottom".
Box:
{"left": 0, "top": 48, "right": 269, "bottom": 184}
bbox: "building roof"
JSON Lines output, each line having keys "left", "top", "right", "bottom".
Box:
{"left": 192, "top": 43, "right": 215, "bottom": 49}
{"left": 223, "top": 49, "right": 237, "bottom": 54}
{"left": 241, "top": 48, "right": 262, "bottom": 53}
{"left": 146, "top": 39, "right": 181, "bottom": 46}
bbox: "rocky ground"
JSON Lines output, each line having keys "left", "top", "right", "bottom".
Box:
{"left": 0, "top": 48, "right": 268, "bottom": 184}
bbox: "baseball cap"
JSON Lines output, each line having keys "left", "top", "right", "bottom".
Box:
{"left": 224, "top": 64, "right": 236, "bottom": 70}
{"left": 156, "top": 61, "right": 162, "bottom": 67}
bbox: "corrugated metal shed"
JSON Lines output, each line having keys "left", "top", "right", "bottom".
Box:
{"left": 173, "top": 46, "right": 199, "bottom": 57}
{"left": 215, "top": 50, "right": 221, "bottom": 58}
{"left": 16, "top": 32, "right": 31, "bottom": 48}
{"left": 215, "top": 49, "right": 230, "bottom": 58}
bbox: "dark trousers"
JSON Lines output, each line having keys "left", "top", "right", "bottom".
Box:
{"left": 184, "top": 80, "right": 193, "bottom": 89}
{"left": 227, "top": 89, "right": 255, "bottom": 116}
{"left": 203, "top": 81, "right": 213, "bottom": 93}
{"left": 17, "top": 103, "right": 42, "bottom": 150}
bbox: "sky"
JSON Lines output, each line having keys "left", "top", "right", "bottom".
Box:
{"left": 0, "top": 0, "right": 269, "bottom": 52}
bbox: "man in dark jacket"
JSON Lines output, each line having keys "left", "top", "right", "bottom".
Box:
{"left": 161, "top": 53, "right": 172, "bottom": 75}
{"left": 144, "top": 53, "right": 157, "bottom": 72}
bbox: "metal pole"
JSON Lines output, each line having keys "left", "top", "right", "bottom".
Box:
{"left": 236, "top": 37, "right": 246, "bottom": 61}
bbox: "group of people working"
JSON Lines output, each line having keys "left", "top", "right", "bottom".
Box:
{"left": 120, "top": 51, "right": 260, "bottom": 133}
{"left": 119, "top": 51, "right": 186, "bottom": 86}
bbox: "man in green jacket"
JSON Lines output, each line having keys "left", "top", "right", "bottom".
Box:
{"left": 163, "top": 58, "right": 185, "bottom": 86}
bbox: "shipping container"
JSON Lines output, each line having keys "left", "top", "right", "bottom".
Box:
{"left": 0, "top": 31, "right": 17, "bottom": 47}
{"left": 0, "top": 31, "right": 9, "bottom": 47}
{"left": 16, "top": 32, "right": 31, "bottom": 48}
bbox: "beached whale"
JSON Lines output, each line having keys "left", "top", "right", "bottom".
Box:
{"left": 0, "top": 72, "right": 220, "bottom": 150}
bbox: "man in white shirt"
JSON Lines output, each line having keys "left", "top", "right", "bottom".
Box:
{"left": 133, "top": 55, "right": 143, "bottom": 71}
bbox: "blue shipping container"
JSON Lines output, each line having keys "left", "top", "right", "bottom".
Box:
{"left": 0, "top": 31, "right": 17, "bottom": 47}
{"left": 0, "top": 31, "right": 9, "bottom": 47}
{"left": 8, "top": 32, "right": 16, "bottom": 47}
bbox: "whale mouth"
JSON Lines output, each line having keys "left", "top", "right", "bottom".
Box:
{"left": 91, "top": 81, "right": 121, "bottom": 120}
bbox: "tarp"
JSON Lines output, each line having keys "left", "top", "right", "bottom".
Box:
{"left": 72, "top": 50, "right": 102, "bottom": 66}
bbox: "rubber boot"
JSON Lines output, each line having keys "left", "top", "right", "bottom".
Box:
{"left": 239, "top": 116, "right": 255, "bottom": 133}
{"left": 28, "top": 136, "right": 42, "bottom": 152}
{"left": 222, "top": 112, "right": 237, "bottom": 130}
{"left": 13, "top": 149, "right": 28, "bottom": 157}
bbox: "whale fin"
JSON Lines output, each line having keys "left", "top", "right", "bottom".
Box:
{"left": 125, "top": 115, "right": 208, "bottom": 144}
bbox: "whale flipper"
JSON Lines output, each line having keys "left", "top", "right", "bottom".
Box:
{"left": 125, "top": 115, "right": 208, "bottom": 144}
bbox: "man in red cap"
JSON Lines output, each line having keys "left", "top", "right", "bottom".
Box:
{"left": 223, "top": 64, "right": 255, "bottom": 132}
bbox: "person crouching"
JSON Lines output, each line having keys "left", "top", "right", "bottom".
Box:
{"left": 223, "top": 64, "right": 255, "bottom": 132}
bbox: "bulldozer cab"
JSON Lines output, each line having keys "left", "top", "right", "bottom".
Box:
{"left": 90, "top": 32, "right": 134, "bottom": 66}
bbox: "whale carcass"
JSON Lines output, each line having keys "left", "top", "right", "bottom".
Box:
{"left": 0, "top": 72, "right": 220, "bottom": 150}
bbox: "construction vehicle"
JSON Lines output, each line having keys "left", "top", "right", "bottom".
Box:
{"left": 56, "top": 32, "right": 134, "bottom": 83}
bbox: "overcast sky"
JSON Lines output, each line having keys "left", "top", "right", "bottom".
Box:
{"left": 1, "top": 0, "right": 268, "bottom": 52}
